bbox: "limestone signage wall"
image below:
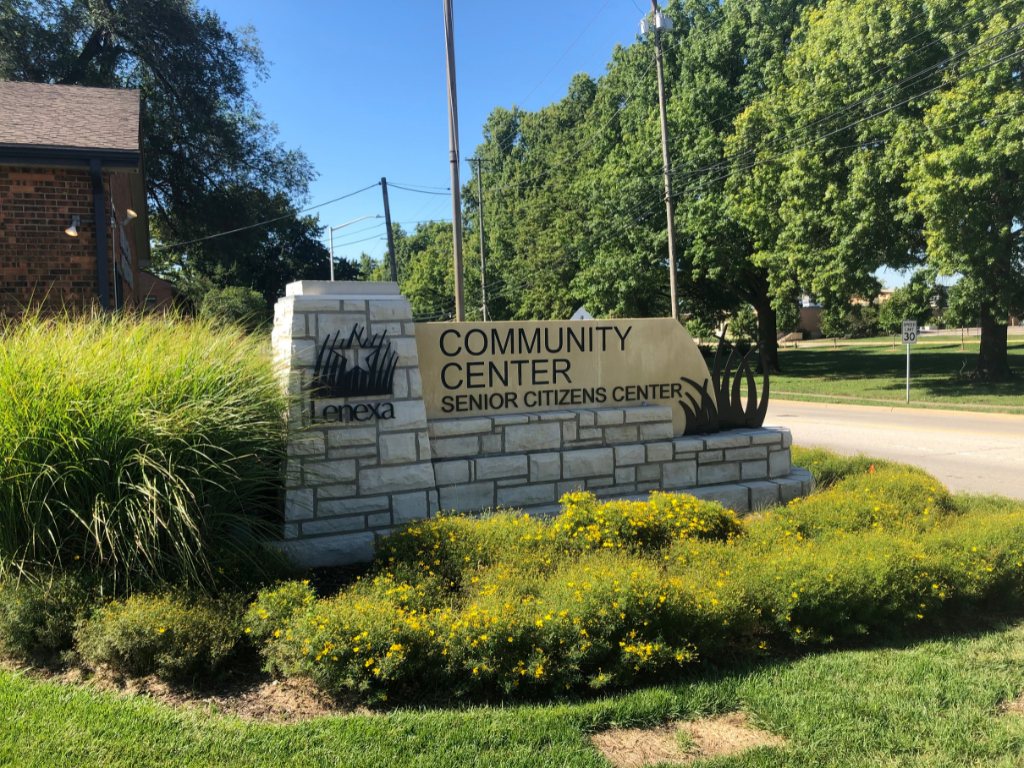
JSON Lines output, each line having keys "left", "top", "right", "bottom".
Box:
{"left": 273, "top": 282, "right": 812, "bottom": 568}
{"left": 272, "top": 281, "right": 437, "bottom": 566}
{"left": 415, "top": 319, "right": 712, "bottom": 434}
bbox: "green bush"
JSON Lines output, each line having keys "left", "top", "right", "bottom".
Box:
{"left": 255, "top": 472, "right": 1024, "bottom": 704}
{"left": 375, "top": 492, "right": 739, "bottom": 595}
{"left": 754, "top": 467, "right": 957, "bottom": 539}
{"left": 198, "top": 286, "right": 271, "bottom": 334}
{"left": 244, "top": 580, "right": 316, "bottom": 644}
{"left": 0, "top": 574, "right": 92, "bottom": 663}
{"left": 77, "top": 593, "right": 243, "bottom": 681}
{"left": 550, "top": 491, "right": 741, "bottom": 553}
{"left": 259, "top": 492, "right": 745, "bottom": 701}
{"left": 0, "top": 312, "right": 286, "bottom": 593}
{"left": 791, "top": 446, "right": 894, "bottom": 488}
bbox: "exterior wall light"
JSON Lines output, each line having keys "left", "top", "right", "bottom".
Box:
{"left": 65, "top": 215, "right": 81, "bottom": 237}
{"left": 122, "top": 208, "right": 138, "bottom": 225}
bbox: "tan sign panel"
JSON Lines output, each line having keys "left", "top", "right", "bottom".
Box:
{"left": 415, "top": 318, "right": 714, "bottom": 434}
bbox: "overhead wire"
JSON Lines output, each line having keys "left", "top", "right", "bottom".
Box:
{"left": 387, "top": 183, "right": 452, "bottom": 196}
{"left": 152, "top": 182, "right": 381, "bottom": 251}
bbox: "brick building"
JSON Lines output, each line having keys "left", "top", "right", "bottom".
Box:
{"left": 0, "top": 81, "right": 170, "bottom": 315}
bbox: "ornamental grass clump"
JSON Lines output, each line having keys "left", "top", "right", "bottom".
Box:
{"left": 0, "top": 312, "right": 286, "bottom": 593}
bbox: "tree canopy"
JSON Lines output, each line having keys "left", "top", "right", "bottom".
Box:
{"left": 443, "top": 0, "right": 1022, "bottom": 377}
{"left": 0, "top": 0, "right": 325, "bottom": 306}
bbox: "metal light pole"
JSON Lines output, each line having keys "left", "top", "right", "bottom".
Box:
{"left": 327, "top": 214, "right": 381, "bottom": 281}
{"left": 443, "top": 0, "right": 466, "bottom": 321}
{"left": 647, "top": 0, "right": 679, "bottom": 320}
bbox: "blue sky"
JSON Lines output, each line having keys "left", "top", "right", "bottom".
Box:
{"left": 206, "top": 0, "right": 646, "bottom": 267}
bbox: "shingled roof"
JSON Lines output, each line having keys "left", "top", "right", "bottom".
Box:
{"left": 0, "top": 81, "right": 140, "bottom": 167}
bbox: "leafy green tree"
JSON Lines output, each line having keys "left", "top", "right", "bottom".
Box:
{"left": 0, "top": 0, "right": 317, "bottom": 306}
{"left": 199, "top": 286, "right": 269, "bottom": 333}
{"left": 470, "top": 75, "right": 597, "bottom": 320}
{"left": 734, "top": 0, "right": 1022, "bottom": 377}
{"left": 878, "top": 272, "right": 941, "bottom": 334}
{"left": 904, "top": 0, "right": 1024, "bottom": 377}
{"left": 155, "top": 186, "right": 345, "bottom": 306}
{"left": 387, "top": 222, "right": 481, "bottom": 321}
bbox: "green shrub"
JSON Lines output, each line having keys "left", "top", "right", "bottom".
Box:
{"left": 199, "top": 286, "right": 271, "bottom": 334}
{"left": 0, "top": 574, "right": 92, "bottom": 663}
{"left": 754, "top": 467, "right": 957, "bottom": 540}
{"left": 261, "top": 492, "right": 742, "bottom": 700}
{"left": 0, "top": 312, "right": 286, "bottom": 593}
{"left": 550, "top": 491, "right": 741, "bottom": 553}
{"left": 77, "top": 593, "right": 243, "bottom": 681}
{"left": 254, "top": 467, "right": 1024, "bottom": 704}
{"left": 791, "top": 447, "right": 894, "bottom": 488}
{"left": 244, "top": 580, "right": 316, "bottom": 644}
{"left": 375, "top": 492, "right": 739, "bottom": 595}
{"left": 376, "top": 512, "right": 554, "bottom": 594}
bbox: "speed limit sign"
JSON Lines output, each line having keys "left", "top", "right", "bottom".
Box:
{"left": 902, "top": 320, "right": 918, "bottom": 403}
{"left": 902, "top": 320, "right": 918, "bottom": 345}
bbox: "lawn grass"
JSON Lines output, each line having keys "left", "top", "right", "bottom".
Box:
{"left": 773, "top": 337, "right": 1024, "bottom": 413}
{"left": 4, "top": 617, "right": 1024, "bottom": 766}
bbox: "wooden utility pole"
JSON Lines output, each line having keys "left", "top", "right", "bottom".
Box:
{"left": 380, "top": 177, "right": 398, "bottom": 282}
{"left": 443, "top": 0, "right": 465, "bottom": 321}
{"left": 651, "top": 0, "right": 679, "bottom": 320}
{"left": 471, "top": 157, "right": 488, "bottom": 321}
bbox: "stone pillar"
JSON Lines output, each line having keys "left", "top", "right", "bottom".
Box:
{"left": 272, "top": 281, "right": 436, "bottom": 567}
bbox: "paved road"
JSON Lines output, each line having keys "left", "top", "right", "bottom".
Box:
{"left": 765, "top": 400, "right": 1024, "bottom": 499}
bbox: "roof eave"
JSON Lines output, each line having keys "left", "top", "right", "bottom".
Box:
{"left": 0, "top": 144, "right": 140, "bottom": 170}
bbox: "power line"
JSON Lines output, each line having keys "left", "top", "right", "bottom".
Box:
{"left": 333, "top": 233, "right": 387, "bottom": 248}
{"left": 388, "top": 181, "right": 451, "bottom": 191}
{"left": 152, "top": 182, "right": 380, "bottom": 251}
{"left": 387, "top": 182, "right": 452, "bottom": 196}
{"left": 321, "top": 220, "right": 385, "bottom": 240}
{"left": 519, "top": 0, "right": 615, "bottom": 106}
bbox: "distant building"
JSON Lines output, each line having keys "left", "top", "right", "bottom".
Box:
{"left": 0, "top": 81, "right": 175, "bottom": 315}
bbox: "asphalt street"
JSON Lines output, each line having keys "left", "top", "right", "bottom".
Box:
{"left": 765, "top": 400, "right": 1024, "bottom": 499}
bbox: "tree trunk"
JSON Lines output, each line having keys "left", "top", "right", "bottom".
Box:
{"left": 977, "top": 300, "right": 1011, "bottom": 380}
{"left": 753, "top": 299, "right": 781, "bottom": 374}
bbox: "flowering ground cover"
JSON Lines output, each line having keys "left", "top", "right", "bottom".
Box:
{"left": 3, "top": 614, "right": 1024, "bottom": 766}
{"left": 245, "top": 457, "right": 1024, "bottom": 704}
{"left": 3, "top": 449, "right": 1024, "bottom": 765}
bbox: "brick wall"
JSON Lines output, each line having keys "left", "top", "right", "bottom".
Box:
{"left": 0, "top": 165, "right": 114, "bottom": 315}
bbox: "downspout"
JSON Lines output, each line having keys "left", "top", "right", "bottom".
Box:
{"left": 90, "top": 158, "right": 110, "bottom": 310}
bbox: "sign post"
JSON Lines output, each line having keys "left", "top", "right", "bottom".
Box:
{"left": 902, "top": 320, "right": 918, "bottom": 403}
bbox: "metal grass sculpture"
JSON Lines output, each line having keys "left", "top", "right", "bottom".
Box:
{"left": 312, "top": 324, "right": 399, "bottom": 399}
{"left": 679, "top": 337, "right": 770, "bottom": 435}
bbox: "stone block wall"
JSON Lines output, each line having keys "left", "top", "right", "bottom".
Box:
{"left": 429, "top": 405, "right": 811, "bottom": 516}
{"left": 273, "top": 282, "right": 438, "bottom": 567}
{"left": 273, "top": 282, "right": 814, "bottom": 568}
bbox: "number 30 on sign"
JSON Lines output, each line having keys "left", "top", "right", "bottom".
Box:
{"left": 902, "top": 320, "right": 918, "bottom": 345}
